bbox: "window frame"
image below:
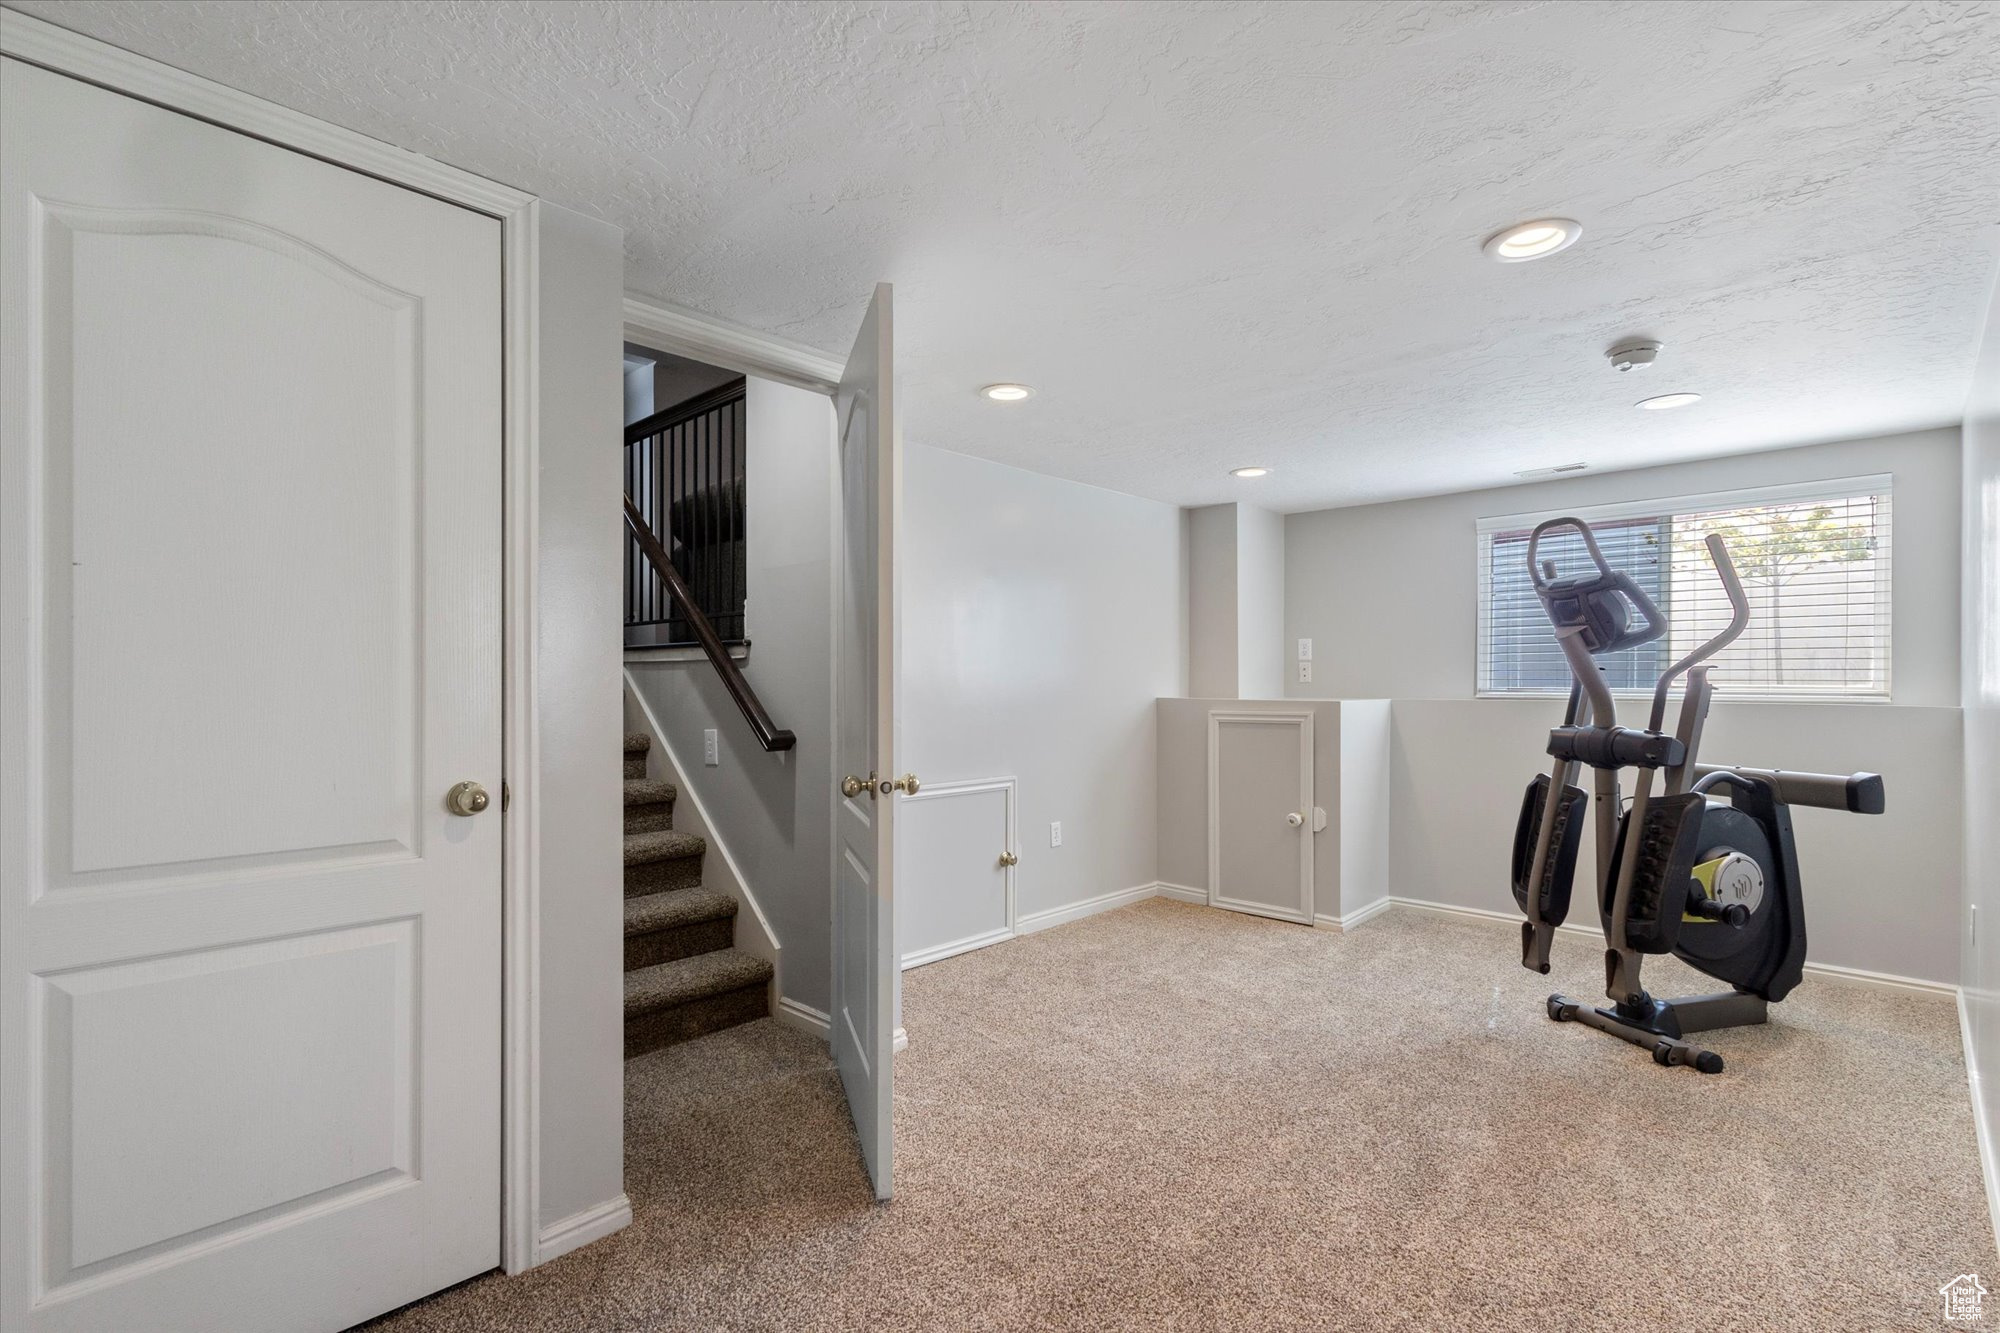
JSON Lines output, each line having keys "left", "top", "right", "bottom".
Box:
{"left": 1473, "top": 474, "right": 1894, "bottom": 703}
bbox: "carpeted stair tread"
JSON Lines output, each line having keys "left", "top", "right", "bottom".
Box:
{"left": 624, "top": 829, "right": 705, "bottom": 867}
{"left": 623, "top": 733, "right": 651, "bottom": 755}
{"left": 624, "top": 777, "right": 678, "bottom": 806}
{"left": 625, "top": 888, "right": 736, "bottom": 937}
{"left": 624, "top": 948, "right": 772, "bottom": 1017}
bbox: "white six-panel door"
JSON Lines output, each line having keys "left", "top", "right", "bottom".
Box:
{"left": 0, "top": 59, "right": 504, "bottom": 1332}
{"left": 831, "top": 285, "right": 898, "bottom": 1202}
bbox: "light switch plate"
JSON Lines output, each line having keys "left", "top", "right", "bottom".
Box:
{"left": 1298, "top": 638, "right": 1313, "bottom": 661}
{"left": 1050, "top": 821, "right": 1063, "bottom": 848}
{"left": 703, "top": 728, "right": 719, "bottom": 766}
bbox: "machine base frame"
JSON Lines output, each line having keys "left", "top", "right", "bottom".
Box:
{"left": 1546, "top": 989, "right": 1768, "bottom": 1074}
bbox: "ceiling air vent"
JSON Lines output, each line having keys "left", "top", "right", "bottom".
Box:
{"left": 1514, "top": 463, "right": 1589, "bottom": 480}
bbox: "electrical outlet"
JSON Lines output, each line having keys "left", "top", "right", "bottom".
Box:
{"left": 1298, "top": 638, "right": 1313, "bottom": 661}
{"left": 1297, "top": 660, "right": 1313, "bottom": 683}
{"left": 703, "top": 728, "right": 719, "bottom": 766}
{"left": 1050, "top": 821, "right": 1063, "bottom": 848}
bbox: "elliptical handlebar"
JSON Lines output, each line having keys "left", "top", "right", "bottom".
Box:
{"left": 1527, "top": 517, "right": 1668, "bottom": 658}
{"left": 1527, "top": 516, "right": 1611, "bottom": 595}
{"left": 1646, "top": 533, "right": 1751, "bottom": 731}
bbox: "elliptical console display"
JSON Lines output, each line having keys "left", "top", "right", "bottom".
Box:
{"left": 1509, "top": 517, "right": 1884, "bottom": 1073}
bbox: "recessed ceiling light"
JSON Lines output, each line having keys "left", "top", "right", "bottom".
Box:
{"left": 1230, "top": 466, "right": 1270, "bottom": 478}
{"left": 1483, "top": 218, "right": 1583, "bottom": 262}
{"left": 1636, "top": 393, "right": 1702, "bottom": 410}
{"left": 980, "top": 383, "right": 1035, "bottom": 402}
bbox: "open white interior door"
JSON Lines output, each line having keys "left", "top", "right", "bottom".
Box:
{"left": 831, "top": 284, "right": 899, "bottom": 1201}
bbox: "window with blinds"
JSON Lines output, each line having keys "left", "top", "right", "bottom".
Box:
{"left": 1475, "top": 477, "right": 1892, "bottom": 701}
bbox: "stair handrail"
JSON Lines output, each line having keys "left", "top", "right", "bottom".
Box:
{"left": 622, "top": 495, "right": 796, "bottom": 753}
{"left": 624, "top": 379, "right": 745, "bottom": 442}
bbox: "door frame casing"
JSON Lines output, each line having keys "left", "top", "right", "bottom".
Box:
{"left": 1206, "top": 709, "right": 1316, "bottom": 924}
{"left": 896, "top": 776, "right": 1018, "bottom": 970}
{"left": 0, "top": 9, "right": 556, "bottom": 1274}
{"left": 623, "top": 295, "right": 843, "bottom": 397}
{"left": 623, "top": 291, "right": 850, "bottom": 1053}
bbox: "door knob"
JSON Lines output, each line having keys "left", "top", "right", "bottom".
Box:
{"left": 1286, "top": 811, "right": 1304, "bottom": 827}
{"left": 881, "top": 773, "right": 921, "bottom": 796}
{"left": 446, "top": 781, "right": 490, "bottom": 816}
{"left": 841, "top": 772, "right": 877, "bottom": 799}
{"left": 999, "top": 851, "right": 1019, "bottom": 867}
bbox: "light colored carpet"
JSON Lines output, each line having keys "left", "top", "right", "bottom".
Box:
{"left": 364, "top": 898, "right": 1991, "bottom": 1332}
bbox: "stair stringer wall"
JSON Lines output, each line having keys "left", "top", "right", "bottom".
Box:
{"left": 623, "top": 674, "right": 779, "bottom": 1013}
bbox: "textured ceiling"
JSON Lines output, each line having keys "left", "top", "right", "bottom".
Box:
{"left": 14, "top": 0, "right": 1999, "bottom": 510}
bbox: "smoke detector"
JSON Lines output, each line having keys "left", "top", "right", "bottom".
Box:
{"left": 1607, "top": 340, "right": 1663, "bottom": 372}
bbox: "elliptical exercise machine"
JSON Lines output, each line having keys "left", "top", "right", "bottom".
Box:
{"left": 1509, "top": 517, "right": 1885, "bottom": 1073}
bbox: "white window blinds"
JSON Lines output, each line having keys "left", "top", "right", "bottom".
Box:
{"left": 1476, "top": 477, "right": 1893, "bottom": 701}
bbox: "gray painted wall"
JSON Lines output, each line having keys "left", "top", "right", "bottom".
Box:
{"left": 532, "top": 202, "right": 626, "bottom": 1229}
{"left": 1964, "top": 264, "right": 2000, "bottom": 1229}
{"left": 1283, "top": 428, "right": 1966, "bottom": 984}
{"left": 620, "top": 344, "right": 742, "bottom": 425}
{"left": 1186, "top": 501, "right": 1286, "bottom": 698}
{"left": 621, "top": 356, "right": 653, "bottom": 427}
{"left": 1155, "top": 697, "right": 1342, "bottom": 916}
{"left": 902, "top": 445, "right": 1184, "bottom": 919}
{"left": 1284, "top": 429, "right": 1961, "bottom": 706}
{"left": 1336, "top": 700, "right": 1392, "bottom": 920}
{"left": 1187, "top": 504, "right": 1239, "bottom": 698}
{"left": 625, "top": 375, "right": 837, "bottom": 1012}
{"left": 1236, "top": 503, "right": 1286, "bottom": 698}
{"left": 1388, "top": 698, "right": 1961, "bottom": 983}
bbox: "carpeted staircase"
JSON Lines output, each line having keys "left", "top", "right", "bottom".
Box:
{"left": 623, "top": 732, "right": 773, "bottom": 1057}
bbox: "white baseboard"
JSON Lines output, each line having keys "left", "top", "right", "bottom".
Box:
{"left": 901, "top": 926, "right": 1013, "bottom": 971}
{"left": 1796, "top": 956, "right": 1958, "bottom": 998}
{"left": 1163, "top": 882, "right": 1381, "bottom": 931}
{"left": 1359, "top": 894, "right": 1959, "bottom": 997}
{"left": 1333, "top": 897, "right": 1396, "bottom": 931}
{"left": 536, "top": 1193, "right": 632, "bottom": 1265}
{"left": 901, "top": 880, "right": 1955, "bottom": 999}
{"left": 1379, "top": 895, "right": 1596, "bottom": 938}
{"left": 772, "top": 995, "right": 904, "bottom": 1055}
{"left": 1014, "top": 882, "right": 1159, "bottom": 935}
{"left": 1960, "top": 988, "right": 2000, "bottom": 1264}
{"left": 774, "top": 995, "right": 830, "bottom": 1040}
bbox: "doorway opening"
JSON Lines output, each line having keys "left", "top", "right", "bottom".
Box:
{"left": 622, "top": 346, "right": 750, "bottom": 651}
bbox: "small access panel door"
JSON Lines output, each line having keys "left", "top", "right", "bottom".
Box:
{"left": 1207, "top": 711, "right": 1315, "bottom": 924}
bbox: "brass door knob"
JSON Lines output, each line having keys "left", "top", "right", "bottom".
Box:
{"left": 881, "top": 773, "right": 921, "bottom": 796}
{"left": 446, "top": 781, "right": 490, "bottom": 816}
{"left": 840, "top": 773, "right": 876, "bottom": 799}
{"left": 999, "top": 851, "right": 1019, "bottom": 867}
